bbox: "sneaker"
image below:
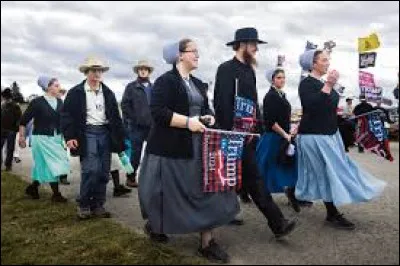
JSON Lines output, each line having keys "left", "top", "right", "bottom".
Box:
{"left": 198, "top": 239, "right": 230, "bottom": 264}
{"left": 113, "top": 185, "right": 132, "bottom": 197}
{"left": 274, "top": 218, "right": 298, "bottom": 239}
{"left": 14, "top": 157, "right": 21, "bottom": 163}
{"left": 92, "top": 207, "right": 111, "bottom": 218}
{"left": 144, "top": 222, "right": 169, "bottom": 243}
{"left": 77, "top": 207, "right": 92, "bottom": 220}
{"left": 326, "top": 214, "right": 355, "bottom": 230}
{"left": 25, "top": 184, "right": 39, "bottom": 199}
{"left": 51, "top": 193, "right": 68, "bottom": 203}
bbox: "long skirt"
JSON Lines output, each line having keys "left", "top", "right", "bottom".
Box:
{"left": 31, "top": 134, "right": 70, "bottom": 184}
{"left": 138, "top": 133, "right": 240, "bottom": 234}
{"left": 295, "top": 130, "right": 386, "bottom": 206}
{"left": 256, "top": 132, "right": 297, "bottom": 193}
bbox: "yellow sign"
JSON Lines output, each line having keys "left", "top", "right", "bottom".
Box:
{"left": 358, "top": 33, "right": 380, "bottom": 53}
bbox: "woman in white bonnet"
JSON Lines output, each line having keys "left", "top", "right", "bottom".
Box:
{"left": 139, "top": 39, "right": 238, "bottom": 263}
{"left": 295, "top": 49, "right": 386, "bottom": 230}
{"left": 19, "top": 76, "right": 70, "bottom": 202}
{"left": 256, "top": 65, "right": 303, "bottom": 212}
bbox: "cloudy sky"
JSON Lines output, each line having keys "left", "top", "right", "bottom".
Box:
{"left": 1, "top": 1, "right": 399, "bottom": 108}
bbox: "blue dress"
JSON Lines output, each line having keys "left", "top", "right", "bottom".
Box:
{"left": 256, "top": 87, "right": 297, "bottom": 193}
{"left": 256, "top": 132, "right": 297, "bottom": 193}
{"left": 31, "top": 96, "right": 70, "bottom": 183}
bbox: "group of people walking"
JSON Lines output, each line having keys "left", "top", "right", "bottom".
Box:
{"left": 1, "top": 27, "right": 388, "bottom": 264}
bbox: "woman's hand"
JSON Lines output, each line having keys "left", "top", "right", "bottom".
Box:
{"left": 19, "top": 136, "right": 26, "bottom": 148}
{"left": 200, "top": 115, "right": 215, "bottom": 126}
{"left": 326, "top": 70, "right": 339, "bottom": 87}
{"left": 66, "top": 139, "right": 79, "bottom": 150}
{"left": 188, "top": 116, "right": 206, "bottom": 133}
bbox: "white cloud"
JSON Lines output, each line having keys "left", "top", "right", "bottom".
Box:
{"left": 1, "top": 1, "right": 399, "bottom": 108}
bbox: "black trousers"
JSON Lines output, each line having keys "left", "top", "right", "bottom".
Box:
{"left": 1, "top": 131, "right": 17, "bottom": 168}
{"left": 241, "top": 137, "right": 285, "bottom": 233}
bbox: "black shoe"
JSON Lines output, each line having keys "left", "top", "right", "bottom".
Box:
{"left": 25, "top": 184, "right": 39, "bottom": 199}
{"left": 274, "top": 218, "right": 298, "bottom": 239}
{"left": 59, "top": 176, "right": 70, "bottom": 185}
{"left": 51, "top": 193, "right": 68, "bottom": 203}
{"left": 228, "top": 218, "right": 244, "bottom": 226}
{"left": 326, "top": 214, "right": 355, "bottom": 230}
{"left": 14, "top": 157, "right": 21, "bottom": 163}
{"left": 113, "top": 185, "right": 132, "bottom": 197}
{"left": 239, "top": 194, "right": 252, "bottom": 204}
{"left": 284, "top": 188, "right": 301, "bottom": 213}
{"left": 198, "top": 239, "right": 230, "bottom": 264}
{"left": 5, "top": 165, "right": 12, "bottom": 172}
{"left": 144, "top": 222, "right": 169, "bottom": 243}
{"left": 298, "top": 200, "right": 313, "bottom": 207}
{"left": 92, "top": 207, "right": 111, "bottom": 218}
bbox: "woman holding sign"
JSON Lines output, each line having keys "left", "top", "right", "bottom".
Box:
{"left": 296, "top": 49, "right": 386, "bottom": 230}
{"left": 138, "top": 39, "right": 239, "bottom": 263}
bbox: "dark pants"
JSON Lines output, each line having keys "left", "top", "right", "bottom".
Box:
{"left": 79, "top": 126, "right": 111, "bottom": 210}
{"left": 128, "top": 125, "right": 149, "bottom": 176}
{"left": 1, "top": 131, "right": 17, "bottom": 168}
{"left": 241, "top": 138, "right": 285, "bottom": 233}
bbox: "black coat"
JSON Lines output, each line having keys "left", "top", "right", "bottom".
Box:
{"left": 146, "top": 66, "right": 213, "bottom": 159}
{"left": 1, "top": 100, "right": 22, "bottom": 134}
{"left": 263, "top": 87, "right": 291, "bottom": 133}
{"left": 121, "top": 79, "right": 153, "bottom": 128}
{"left": 213, "top": 57, "right": 262, "bottom": 132}
{"left": 60, "top": 81, "right": 125, "bottom": 157}
{"left": 298, "top": 76, "right": 340, "bottom": 135}
{"left": 20, "top": 96, "right": 62, "bottom": 135}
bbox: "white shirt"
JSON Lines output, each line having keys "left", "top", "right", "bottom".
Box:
{"left": 85, "top": 81, "right": 108, "bottom": 125}
{"left": 343, "top": 105, "right": 354, "bottom": 118}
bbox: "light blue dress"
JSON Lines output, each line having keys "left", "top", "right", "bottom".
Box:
{"left": 295, "top": 130, "right": 386, "bottom": 206}
{"left": 31, "top": 96, "right": 70, "bottom": 184}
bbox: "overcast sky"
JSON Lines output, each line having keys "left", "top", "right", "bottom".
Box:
{"left": 1, "top": 1, "right": 399, "bottom": 108}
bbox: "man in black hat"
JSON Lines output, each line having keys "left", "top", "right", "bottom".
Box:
{"left": 354, "top": 94, "right": 374, "bottom": 153}
{"left": 213, "top": 27, "right": 297, "bottom": 238}
{"left": 1, "top": 88, "right": 22, "bottom": 171}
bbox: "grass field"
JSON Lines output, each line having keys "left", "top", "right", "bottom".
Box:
{"left": 1, "top": 172, "right": 204, "bottom": 265}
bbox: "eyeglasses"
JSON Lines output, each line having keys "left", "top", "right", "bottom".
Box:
{"left": 181, "top": 49, "right": 199, "bottom": 56}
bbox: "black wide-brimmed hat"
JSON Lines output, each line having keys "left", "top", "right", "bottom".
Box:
{"left": 226, "top": 27, "right": 267, "bottom": 46}
{"left": 1, "top": 88, "right": 12, "bottom": 99}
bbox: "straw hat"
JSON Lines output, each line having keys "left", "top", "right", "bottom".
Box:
{"left": 133, "top": 60, "right": 154, "bottom": 74}
{"left": 79, "top": 56, "right": 109, "bottom": 73}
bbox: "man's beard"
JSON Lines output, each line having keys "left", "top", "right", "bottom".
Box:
{"left": 243, "top": 49, "right": 257, "bottom": 67}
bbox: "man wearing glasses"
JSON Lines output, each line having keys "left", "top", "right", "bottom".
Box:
{"left": 61, "top": 56, "right": 125, "bottom": 220}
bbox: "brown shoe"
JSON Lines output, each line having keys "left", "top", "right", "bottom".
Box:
{"left": 126, "top": 179, "right": 139, "bottom": 188}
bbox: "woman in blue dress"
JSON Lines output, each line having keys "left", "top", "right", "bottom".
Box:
{"left": 19, "top": 76, "right": 70, "bottom": 202}
{"left": 296, "top": 49, "right": 386, "bottom": 229}
{"left": 256, "top": 67, "right": 301, "bottom": 212}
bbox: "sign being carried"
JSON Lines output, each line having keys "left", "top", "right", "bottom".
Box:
{"left": 202, "top": 130, "right": 246, "bottom": 192}
{"left": 359, "top": 52, "right": 377, "bottom": 69}
{"left": 358, "top": 33, "right": 380, "bottom": 53}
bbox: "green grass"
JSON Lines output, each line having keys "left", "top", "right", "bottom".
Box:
{"left": 1, "top": 172, "right": 204, "bottom": 265}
